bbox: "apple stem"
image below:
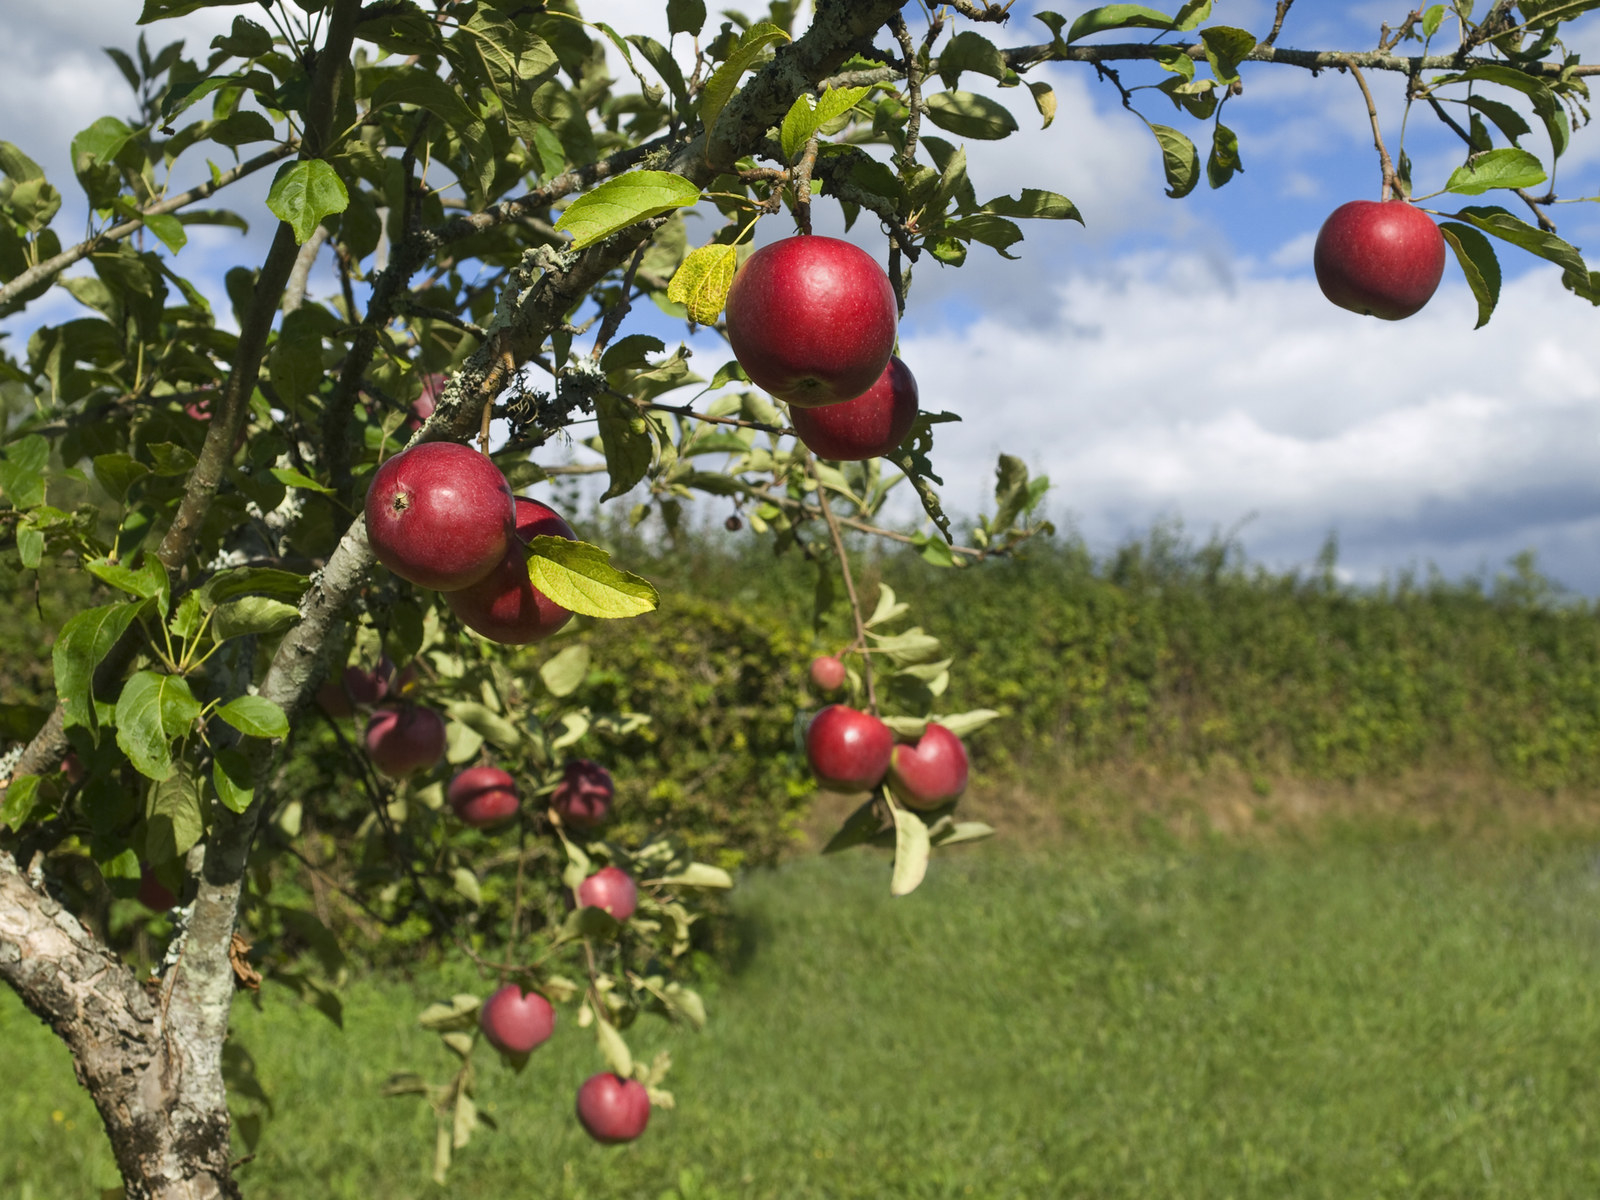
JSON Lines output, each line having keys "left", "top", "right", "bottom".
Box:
{"left": 1346, "top": 64, "right": 1398, "bottom": 202}
{"left": 793, "top": 134, "right": 820, "bottom": 236}
{"left": 808, "top": 454, "right": 878, "bottom": 714}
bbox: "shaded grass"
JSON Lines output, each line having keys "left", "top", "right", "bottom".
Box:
{"left": 9, "top": 832, "right": 1600, "bottom": 1198}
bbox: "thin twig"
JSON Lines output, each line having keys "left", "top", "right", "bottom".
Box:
{"left": 794, "top": 135, "right": 820, "bottom": 235}
{"left": 590, "top": 243, "right": 650, "bottom": 361}
{"left": 809, "top": 454, "right": 877, "bottom": 713}
{"left": 1263, "top": 0, "right": 1296, "bottom": 48}
{"left": 1347, "top": 64, "right": 1398, "bottom": 200}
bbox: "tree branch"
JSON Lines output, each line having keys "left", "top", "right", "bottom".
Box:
{"left": 0, "top": 144, "right": 296, "bottom": 311}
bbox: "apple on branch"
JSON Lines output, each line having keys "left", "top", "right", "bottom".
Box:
{"left": 575, "top": 1072, "right": 650, "bottom": 1144}
{"left": 808, "top": 655, "right": 848, "bottom": 694}
{"left": 1313, "top": 199, "right": 1446, "bottom": 320}
{"left": 725, "top": 235, "right": 898, "bottom": 408}
{"left": 887, "top": 723, "right": 970, "bottom": 811}
{"left": 805, "top": 705, "right": 893, "bottom": 792}
{"left": 364, "top": 706, "right": 447, "bottom": 777}
{"left": 791, "top": 356, "right": 918, "bottom": 461}
{"left": 552, "top": 759, "right": 614, "bottom": 830}
{"left": 576, "top": 865, "right": 637, "bottom": 922}
{"left": 446, "top": 497, "right": 576, "bottom": 645}
{"left": 448, "top": 766, "right": 520, "bottom": 828}
{"left": 364, "top": 442, "right": 516, "bottom": 591}
{"left": 479, "top": 984, "right": 554, "bottom": 1055}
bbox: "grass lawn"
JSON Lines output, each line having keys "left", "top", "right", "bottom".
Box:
{"left": 8, "top": 829, "right": 1600, "bottom": 1198}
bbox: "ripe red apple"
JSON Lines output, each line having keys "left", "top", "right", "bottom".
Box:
{"left": 887, "top": 723, "right": 970, "bottom": 811}
{"left": 364, "top": 705, "right": 447, "bottom": 777}
{"left": 576, "top": 1073, "right": 650, "bottom": 1144}
{"left": 805, "top": 704, "right": 893, "bottom": 792}
{"left": 725, "top": 235, "right": 897, "bottom": 408}
{"left": 809, "top": 655, "right": 847, "bottom": 693}
{"left": 576, "top": 865, "right": 637, "bottom": 922}
{"left": 448, "top": 765, "right": 520, "bottom": 827}
{"left": 138, "top": 864, "right": 177, "bottom": 911}
{"left": 445, "top": 496, "right": 576, "bottom": 645}
{"left": 791, "top": 355, "right": 918, "bottom": 460}
{"left": 364, "top": 442, "right": 515, "bottom": 591}
{"left": 1312, "top": 199, "right": 1447, "bottom": 320}
{"left": 552, "top": 759, "right": 614, "bottom": 830}
{"left": 479, "top": 984, "right": 554, "bottom": 1055}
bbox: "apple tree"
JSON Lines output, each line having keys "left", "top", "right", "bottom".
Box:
{"left": 2, "top": 0, "right": 1599, "bottom": 1195}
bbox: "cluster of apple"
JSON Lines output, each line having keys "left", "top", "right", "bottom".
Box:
{"left": 725, "top": 235, "right": 920, "bottom": 461}
{"left": 449, "top": 759, "right": 654, "bottom": 1143}
{"left": 803, "top": 655, "right": 970, "bottom": 809}
{"left": 1313, "top": 199, "right": 1447, "bottom": 321}
{"left": 364, "top": 440, "right": 577, "bottom": 644}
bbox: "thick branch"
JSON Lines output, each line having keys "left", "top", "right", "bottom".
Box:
{"left": 0, "top": 144, "right": 295, "bottom": 311}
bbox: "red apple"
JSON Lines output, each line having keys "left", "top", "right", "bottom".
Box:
{"left": 479, "top": 984, "right": 554, "bottom": 1054}
{"left": 364, "top": 705, "right": 447, "bottom": 777}
{"left": 552, "top": 759, "right": 614, "bottom": 830}
{"left": 445, "top": 497, "right": 576, "bottom": 645}
{"left": 576, "top": 865, "right": 637, "bottom": 922}
{"left": 344, "top": 657, "right": 394, "bottom": 706}
{"left": 809, "top": 655, "right": 847, "bottom": 693}
{"left": 791, "top": 355, "right": 918, "bottom": 460}
{"left": 61, "top": 751, "right": 86, "bottom": 785}
{"left": 1313, "top": 199, "right": 1447, "bottom": 320}
{"left": 805, "top": 705, "right": 893, "bottom": 792}
{"left": 448, "top": 765, "right": 520, "bottom": 827}
{"left": 364, "top": 442, "right": 515, "bottom": 591}
{"left": 725, "top": 235, "right": 898, "bottom": 408}
{"left": 138, "top": 864, "right": 177, "bottom": 911}
{"left": 576, "top": 1072, "right": 650, "bottom": 1143}
{"left": 887, "top": 723, "right": 969, "bottom": 811}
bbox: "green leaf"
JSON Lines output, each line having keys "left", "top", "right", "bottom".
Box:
{"left": 1199, "top": 26, "right": 1257, "bottom": 85}
{"left": 213, "top": 597, "right": 300, "bottom": 640}
{"left": 1423, "top": 4, "right": 1446, "bottom": 36}
{"left": 780, "top": 86, "right": 870, "bottom": 162}
{"left": 540, "top": 644, "right": 592, "bottom": 698}
{"left": 71, "top": 116, "right": 133, "bottom": 176}
{"left": 216, "top": 694, "right": 289, "bottom": 739}
{"left": 1173, "top": 0, "right": 1215, "bottom": 28}
{"left": 1207, "top": 122, "right": 1243, "bottom": 189}
{"left": 936, "top": 31, "right": 1009, "bottom": 89}
{"left": 526, "top": 537, "right": 659, "bottom": 619}
{"left": 1068, "top": 4, "right": 1177, "bottom": 41}
{"left": 667, "top": 0, "right": 706, "bottom": 36}
{"left": 117, "top": 671, "right": 200, "bottom": 781}
{"left": 1148, "top": 123, "right": 1200, "bottom": 198}
{"left": 1448, "top": 204, "right": 1587, "bottom": 276}
{"left": 657, "top": 862, "right": 734, "bottom": 888}
{"left": 87, "top": 558, "right": 168, "bottom": 604}
{"left": 924, "top": 91, "right": 1018, "bottom": 141}
{"left": 890, "top": 805, "right": 931, "bottom": 896}
{"left": 665, "top": 242, "right": 738, "bottom": 324}
{"left": 1466, "top": 96, "right": 1531, "bottom": 146}
{"left": 55, "top": 602, "right": 143, "bottom": 732}
{"left": 929, "top": 820, "right": 996, "bottom": 848}
{"left": 699, "top": 22, "right": 790, "bottom": 138}
{"left": 143, "top": 212, "right": 187, "bottom": 255}
{"left": 213, "top": 748, "right": 254, "bottom": 814}
{"left": 1026, "top": 80, "right": 1057, "bottom": 129}
{"left": 1445, "top": 148, "right": 1547, "bottom": 195}
{"left": 933, "top": 709, "right": 1001, "bottom": 737}
{"left": 1439, "top": 221, "right": 1503, "bottom": 329}
{"left": 268, "top": 466, "right": 333, "bottom": 494}
{"left": 0, "top": 775, "right": 40, "bottom": 832}
{"left": 266, "top": 160, "right": 349, "bottom": 245}
{"left": 554, "top": 171, "right": 701, "bottom": 251}
{"left": 992, "top": 454, "right": 1032, "bottom": 532}
{"left": 145, "top": 761, "right": 203, "bottom": 864}
{"left": 200, "top": 566, "right": 309, "bottom": 605}
{"left": 1439, "top": 65, "right": 1569, "bottom": 159}
{"left": 981, "top": 189, "right": 1082, "bottom": 222}
{"left": 596, "top": 1017, "right": 633, "bottom": 1078}
{"left": 594, "top": 393, "right": 655, "bottom": 502}
{"left": 447, "top": 701, "right": 522, "bottom": 749}
{"left": 16, "top": 526, "right": 42, "bottom": 569}
{"left": 147, "top": 442, "right": 197, "bottom": 476}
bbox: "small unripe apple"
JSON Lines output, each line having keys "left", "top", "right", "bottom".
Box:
{"left": 479, "top": 984, "right": 554, "bottom": 1054}
{"left": 809, "top": 655, "right": 847, "bottom": 693}
{"left": 887, "top": 723, "right": 970, "bottom": 811}
{"left": 1313, "top": 199, "right": 1447, "bottom": 320}
{"left": 805, "top": 705, "right": 893, "bottom": 792}
{"left": 576, "top": 865, "right": 637, "bottom": 922}
{"left": 445, "top": 497, "right": 576, "bottom": 644}
{"left": 552, "top": 759, "right": 614, "bottom": 830}
{"left": 364, "top": 706, "right": 447, "bottom": 777}
{"left": 725, "top": 235, "right": 898, "bottom": 408}
{"left": 364, "top": 442, "right": 515, "bottom": 591}
{"left": 448, "top": 765, "right": 520, "bottom": 827}
{"left": 576, "top": 1072, "right": 651, "bottom": 1144}
{"left": 790, "top": 356, "right": 918, "bottom": 461}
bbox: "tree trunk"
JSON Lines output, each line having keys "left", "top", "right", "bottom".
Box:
{"left": 0, "top": 853, "right": 237, "bottom": 1199}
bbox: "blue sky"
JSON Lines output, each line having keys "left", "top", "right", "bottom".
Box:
{"left": 3, "top": 1, "right": 1600, "bottom": 590}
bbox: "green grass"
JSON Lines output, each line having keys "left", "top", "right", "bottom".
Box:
{"left": 9, "top": 832, "right": 1600, "bottom": 1198}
